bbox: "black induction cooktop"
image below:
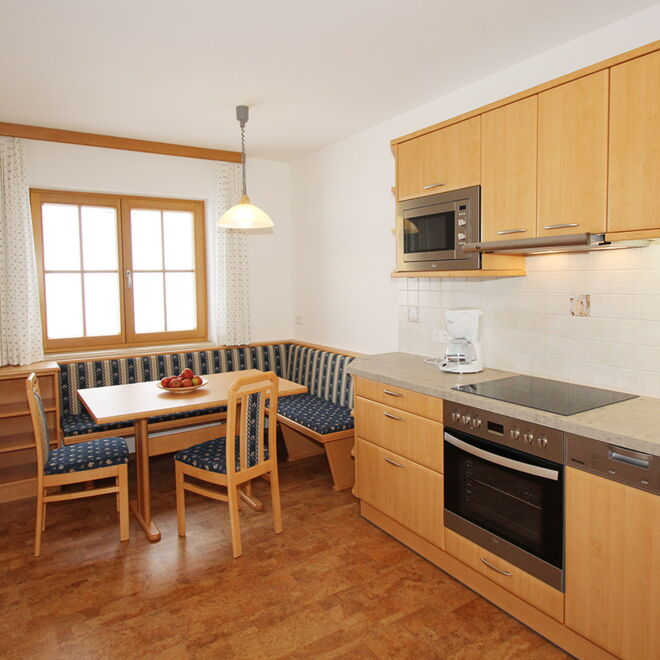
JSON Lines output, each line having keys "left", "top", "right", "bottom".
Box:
{"left": 453, "top": 375, "right": 637, "bottom": 416}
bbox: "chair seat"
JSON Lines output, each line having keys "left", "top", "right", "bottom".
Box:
{"left": 175, "top": 436, "right": 269, "bottom": 474}
{"left": 45, "top": 437, "right": 129, "bottom": 475}
{"left": 277, "top": 394, "right": 354, "bottom": 435}
{"left": 61, "top": 406, "right": 228, "bottom": 437}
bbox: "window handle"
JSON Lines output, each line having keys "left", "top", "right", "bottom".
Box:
{"left": 125, "top": 269, "right": 132, "bottom": 289}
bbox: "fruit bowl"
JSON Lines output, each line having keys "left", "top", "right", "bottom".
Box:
{"left": 157, "top": 376, "right": 207, "bottom": 394}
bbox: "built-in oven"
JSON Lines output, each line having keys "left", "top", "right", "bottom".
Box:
{"left": 396, "top": 185, "right": 480, "bottom": 271}
{"left": 443, "top": 404, "right": 565, "bottom": 590}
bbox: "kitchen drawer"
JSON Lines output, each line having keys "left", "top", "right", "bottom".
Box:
{"left": 355, "top": 396, "right": 443, "bottom": 472}
{"left": 356, "top": 438, "right": 444, "bottom": 548}
{"left": 445, "top": 529, "right": 564, "bottom": 622}
{"left": 354, "top": 377, "right": 442, "bottom": 421}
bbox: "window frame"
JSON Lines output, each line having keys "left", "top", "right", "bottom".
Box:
{"left": 30, "top": 189, "right": 208, "bottom": 353}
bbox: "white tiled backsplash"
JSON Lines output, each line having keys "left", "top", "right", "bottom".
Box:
{"left": 398, "top": 244, "right": 660, "bottom": 398}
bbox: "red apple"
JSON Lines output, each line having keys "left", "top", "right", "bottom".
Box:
{"left": 191, "top": 376, "right": 202, "bottom": 386}
{"left": 181, "top": 378, "right": 192, "bottom": 387}
{"left": 161, "top": 377, "right": 171, "bottom": 387}
{"left": 180, "top": 368, "right": 194, "bottom": 380}
{"left": 169, "top": 379, "right": 181, "bottom": 388}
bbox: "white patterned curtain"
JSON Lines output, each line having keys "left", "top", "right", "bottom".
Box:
{"left": 0, "top": 137, "right": 44, "bottom": 366}
{"left": 215, "top": 161, "right": 251, "bottom": 345}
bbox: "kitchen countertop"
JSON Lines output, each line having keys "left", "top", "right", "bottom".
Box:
{"left": 347, "top": 352, "right": 660, "bottom": 458}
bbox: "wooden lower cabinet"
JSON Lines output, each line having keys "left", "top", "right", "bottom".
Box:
{"left": 356, "top": 437, "right": 444, "bottom": 548}
{"left": 565, "top": 467, "right": 660, "bottom": 660}
{"left": 445, "top": 529, "right": 564, "bottom": 622}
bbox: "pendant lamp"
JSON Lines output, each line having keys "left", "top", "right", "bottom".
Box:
{"left": 218, "top": 105, "right": 274, "bottom": 229}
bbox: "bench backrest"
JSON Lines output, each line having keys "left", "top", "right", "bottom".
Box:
{"left": 58, "top": 344, "right": 288, "bottom": 416}
{"left": 286, "top": 344, "right": 354, "bottom": 408}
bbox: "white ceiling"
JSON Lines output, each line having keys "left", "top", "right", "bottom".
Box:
{"left": 0, "top": 0, "right": 656, "bottom": 160}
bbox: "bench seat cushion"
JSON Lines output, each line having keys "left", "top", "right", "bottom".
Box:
{"left": 175, "top": 436, "right": 269, "bottom": 474}
{"left": 45, "top": 436, "right": 129, "bottom": 475}
{"left": 277, "top": 393, "right": 354, "bottom": 435}
{"left": 61, "top": 406, "right": 228, "bottom": 437}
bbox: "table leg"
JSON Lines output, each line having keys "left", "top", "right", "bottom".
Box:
{"left": 130, "top": 418, "right": 161, "bottom": 542}
{"left": 239, "top": 482, "right": 264, "bottom": 511}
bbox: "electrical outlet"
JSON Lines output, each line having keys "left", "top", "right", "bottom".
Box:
{"left": 569, "top": 295, "right": 591, "bottom": 317}
{"left": 408, "top": 307, "right": 419, "bottom": 323}
{"left": 294, "top": 314, "right": 304, "bottom": 325}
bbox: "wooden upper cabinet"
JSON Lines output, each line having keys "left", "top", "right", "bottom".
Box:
{"left": 481, "top": 96, "right": 538, "bottom": 242}
{"left": 565, "top": 468, "right": 660, "bottom": 660}
{"left": 537, "top": 71, "right": 608, "bottom": 236}
{"left": 396, "top": 117, "right": 480, "bottom": 200}
{"left": 608, "top": 50, "right": 660, "bottom": 233}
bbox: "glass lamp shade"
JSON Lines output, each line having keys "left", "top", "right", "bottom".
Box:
{"left": 217, "top": 194, "right": 274, "bottom": 229}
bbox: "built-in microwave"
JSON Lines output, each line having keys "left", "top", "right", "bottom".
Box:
{"left": 396, "top": 185, "right": 480, "bottom": 271}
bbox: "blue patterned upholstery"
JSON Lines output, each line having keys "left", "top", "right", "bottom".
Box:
{"left": 175, "top": 435, "right": 269, "bottom": 474}
{"left": 277, "top": 393, "right": 354, "bottom": 435}
{"left": 44, "top": 436, "right": 129, "bottom": 475}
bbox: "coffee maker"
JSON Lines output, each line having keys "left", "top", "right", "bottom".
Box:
{"left": 441, "top": 308, "right": 483, "bottom": 374}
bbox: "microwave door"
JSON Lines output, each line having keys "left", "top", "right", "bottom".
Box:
{"left": 402, "top": 204, "right": 456, "bottom": 262}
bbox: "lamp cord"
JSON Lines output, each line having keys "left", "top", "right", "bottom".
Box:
{"left": 241, "top": 124, "right": 247, "bottom": 197}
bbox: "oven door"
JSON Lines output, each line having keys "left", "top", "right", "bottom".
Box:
{"left": 401, "top": 201, "right": 457, "bottom": 263}
{"left": 444, "top": 429, "right": 564, "bottom": 590}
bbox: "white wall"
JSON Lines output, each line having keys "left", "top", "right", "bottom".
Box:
{"left": 23, "top": 139, "right": 293, "bottom": 343}
{"left": 290, "top": 6, "right": 660, "bottom": 382}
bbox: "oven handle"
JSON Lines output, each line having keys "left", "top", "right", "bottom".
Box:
{"left": 444, "top": 432, "right": 560, "bottom": 481}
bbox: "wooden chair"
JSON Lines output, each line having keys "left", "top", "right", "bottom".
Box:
{"left": 26, "top": 373, "right": 130, "bottom": 557}
{"left": 175, "top": 371, "right": 282, "bottom": 557}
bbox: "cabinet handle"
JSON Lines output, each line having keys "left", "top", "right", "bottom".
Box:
{"left": 496, "top": 228, "right": 527, "bottom": 235}
{"left": 125, "top": 269, "right": 133, "bottom": 288}
{"left": 383, "top": 412, "right": 404, "bottom": 421}
{"left": 543, "top": 223, "right": 579, "bottom": 230}
{"left": 480, "top": 557, "right": 512, "bottom": 576}
{"left": 383, "top": 389, "right": 403, "bottom": 397}
{"left": 384, "top": 457, "right": 406, "bottom": 468}
{"left": 423, "top": 182, "right": 446, "bottom": 190}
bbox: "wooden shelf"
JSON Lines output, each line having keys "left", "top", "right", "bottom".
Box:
{"left": 0, "top": 461, "right": 37, "bottom": 485}
{"left": 0, "top": 400, "right": 56, "bottom": 419}
{"left": 0, "top": 431, "right": 56, "bottom": 454}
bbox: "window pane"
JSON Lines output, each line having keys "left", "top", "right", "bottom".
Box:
{"left": 165, "top": 272, "right": 196, "bottom": 331}
{"left": 131, "top": 210, "right": 162, "bottom": 270}
{"left": 44, "top": 273, "right": 83, "bottom": 338}
{"left": 84, "top": 273, "right": 121, "bottom": 336}
{"left": 81, "top": 206, "right": 118, "bottom": 270}
{"left": 133, "top": 272, "right": 165, "bottom": 333}
{"left": 42, "top": 204, "right": 80, "bottom": 271}
{"left": 163, "top": 211, "right": 194, "bottom": 270}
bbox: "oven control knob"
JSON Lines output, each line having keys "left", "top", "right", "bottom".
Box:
{"left": 451, "top": 410, "right": 461, "bottom": 422}
{"left": 537, "top": 435, "right": 548, "bottom": 449}
{"left": 523, "top": 432, "right": 534, "bottom": 444}
{"left": 461, "top": 414, "right": 471, "bottom": 426}
{"left": 470, "top": 417, "right": 482, "bottom": 430}
{"left": 510, "top": 428, "right": 520, "bottom": 441}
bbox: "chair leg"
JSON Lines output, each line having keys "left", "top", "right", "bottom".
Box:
{"left": 42, "top": 502, "right": 47, "bottom": 532}
{"left": 175, "top": 461, "right": 186, "bottom": 537}
{"left": 118, "top": 465, "right": 129, "bottom": 542}
{"left": 227, "top": 484, "right": 242, "bottom": 558}
{"left": 270, "top": 464, "right": 283, "bottom": 535}
{"left": 35, "top": 488, "right": 44, "bottom": 558}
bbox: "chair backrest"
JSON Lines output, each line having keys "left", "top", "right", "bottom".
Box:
{"left": 224, "top": 371, "right": 279, "bottom": 473}
{"left": 26, "top": 373, "right": 50, "bottom": 475}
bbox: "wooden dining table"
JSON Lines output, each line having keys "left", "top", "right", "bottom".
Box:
{"left": 77, "top": 369, "right": 307, "bottom": 542}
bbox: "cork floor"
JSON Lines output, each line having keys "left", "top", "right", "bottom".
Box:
{"left": 0, "top": 454, "right": 569, "bottom": 659}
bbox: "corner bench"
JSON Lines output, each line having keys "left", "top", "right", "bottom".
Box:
{"left": 57, "top": 341, "right": 356, "bottom": 490}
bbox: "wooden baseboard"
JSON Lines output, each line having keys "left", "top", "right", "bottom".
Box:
{"left": 360, "top": 502, "right": 615, "bottom": 660}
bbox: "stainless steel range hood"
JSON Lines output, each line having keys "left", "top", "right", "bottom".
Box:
{"left": 463, "top": 233, "right": 651, "bottom": 255}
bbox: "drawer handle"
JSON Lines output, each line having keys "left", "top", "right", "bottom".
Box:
{"left": 384, "top": 457, "right": 406, "bottom": 468}
{"left": 543, "top": 223, "right": 579, "bottom": 230}
{"left": 423, "top": 182, "right": 446, "bottom": 190}
{"left": 496, "top": 228, "right": 527, "bottom": 235}
{"left": 480, "top": 557, "right": 512, "bottom": 577}
{"left": 383, "top": 389, "right": 403, "bottom": 397}
{"left": 384, "top": 412, "right": 404, "bottom": 421}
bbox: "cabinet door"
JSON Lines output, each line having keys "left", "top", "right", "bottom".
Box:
{"left": 565, "top": 468, "right": 660, "bottom": 660}
{"left": 608, "top": 50, "right": 660, "bottom": 233}
{"left": 481, "top": 96, "right": 538, "bottom": 242}
{"left": 356, "top": 438, "right": 444, "bottom": 548}
{"left": 397, "top": 117, "right": 480, "bottom": 200}
{"left": 537, "top": 71, "right": 608, "bottom": 236}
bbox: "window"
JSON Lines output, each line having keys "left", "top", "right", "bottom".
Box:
{"left": 30, "top": 190, "right": 207, "bottom": 352}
